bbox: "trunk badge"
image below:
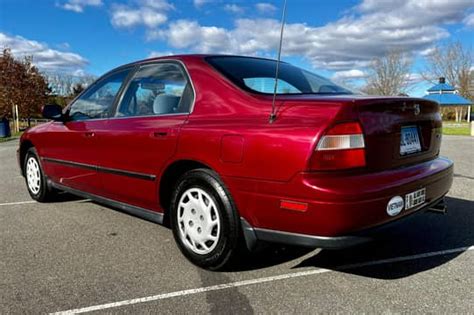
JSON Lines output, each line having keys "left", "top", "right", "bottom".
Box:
{"left": 414, "top": 104, "right": 420, "bottom": 115}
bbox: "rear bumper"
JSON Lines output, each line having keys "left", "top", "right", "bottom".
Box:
{"left": 226, "top": 157, "right": 453, "bottom": 247}
{"left": 241, "top": 197, "right": 446, "bottom": 250}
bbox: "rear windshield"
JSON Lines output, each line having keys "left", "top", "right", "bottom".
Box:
{"left": 206, "top": 56, "right": 353, "bottom": 95}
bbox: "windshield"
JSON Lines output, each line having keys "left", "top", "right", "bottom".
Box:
{"left": 206, "top": 56, "right": 353, "bottom": 95}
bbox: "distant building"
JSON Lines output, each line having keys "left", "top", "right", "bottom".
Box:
{"left": 423, "top": 77, "right": 472, "bottom": 122}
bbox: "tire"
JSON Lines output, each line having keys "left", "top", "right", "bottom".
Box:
{"left": 170, "top": 168, "right": 243, "bottom": 270}
{"left": 24, "top": 147, "right": 57, "bottom": 202}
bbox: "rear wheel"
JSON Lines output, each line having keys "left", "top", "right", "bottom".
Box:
{"left": 24, "top": 148, "right": 57, "bottom": 202}
{"left": 170, "top": 169, "right": 243, "bottom": 270}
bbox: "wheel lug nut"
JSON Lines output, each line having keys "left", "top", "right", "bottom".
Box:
{"left": 200, "top": 215, "right": 204, "bottom": 221}
{"left": 191, "top": 209, "right": 196, "bottom": 214}
{"left": 189, "top": 220, "right": 194, "bottom": 227}
{"left": 197, "top": 227, "right": 202, "bottom": 233}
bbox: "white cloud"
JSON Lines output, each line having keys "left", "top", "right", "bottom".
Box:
{"left": 224, "top": 4, "right": 245, "bottom": 14}
{"left": 332, "top": 69, "right": 366, "bottom": 81}
{"left": 255, "top": 3, "right": 277, "bottom": 14}
{"left": 111, "top": 0, "right": 173, "bottom": 29}
{"left": 154, "top": 0, "right": 474, "bottom": 71}
{"left": 148, "top": 51, "right": 174, "bottom": 58}
{"left": 406, "top": 73, "right": 424, "bottom": 84}
{"left": 111, "top": 6, "right": 167, "bottom": 28}
{"left": 464, "top": 13, "right": 474, "bottom": 27}
{"left": 419, "top": 47, "right": 436, "bottom": 56}
{"left": 193, "top": 0, "right": 212, "bottom": 8}
{"left": 140, "top": 0, "right": 174, "bottom": 11}
{"left": 0, "top": 33, "right": 88, "bottom": 73}
{"left": 151, "top": 20, "right": 231, "bottom": 51}
{"left": 60, "top": 0, "right": 102, "bottom": 13}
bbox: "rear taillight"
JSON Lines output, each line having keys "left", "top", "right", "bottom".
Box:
{"left": 309, "top": 122, "right": 366, "bottom": 170}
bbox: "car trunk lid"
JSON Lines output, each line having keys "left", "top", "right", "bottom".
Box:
{"left": 354, "top": 97, "right": 442, "bottom": 171}
{"left": 270, "top": 95, "right": 442, "bottom": 172}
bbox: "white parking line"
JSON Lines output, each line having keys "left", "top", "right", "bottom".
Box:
{"left": 0, "top": 199, "right": 91, "bottom": 207}
{"left": 0, "top": 200, "right": 37, "bottom": 206}
{"left": 51, "top": 245, "right": 474, "bottom": 314}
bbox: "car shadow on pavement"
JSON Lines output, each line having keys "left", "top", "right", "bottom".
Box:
{"left": 226, "top": 244, "right": 314, "bottom": 272}
{"left": 52, "top": 191, "right": 85, "bottom": 202}
{"left": 291, "top": 196, "right": 474, "bottom": 279}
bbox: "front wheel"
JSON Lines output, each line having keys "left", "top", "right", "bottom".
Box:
{"left": 24, "top": 147, "right": 57, "bottom": 202}
{"left": 170, "top": 169, "right": 243, "bottom": 270}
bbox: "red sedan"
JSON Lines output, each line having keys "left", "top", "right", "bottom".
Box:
{"left": 18, "top": 55, "right": 453, "bottom": 269}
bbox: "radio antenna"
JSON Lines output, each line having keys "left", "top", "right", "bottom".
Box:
{"left": 269, "top": 0, "right": 287, "bottom": 123}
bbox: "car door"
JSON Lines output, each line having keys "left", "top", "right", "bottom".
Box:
{"left": 93, "top": 61, "right": 194, "bottom": 210}
{"left": 41, "top": 68, "right": 133, "bottom": 193}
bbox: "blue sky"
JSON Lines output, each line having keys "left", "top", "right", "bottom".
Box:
{"left": 0, "top": 0, "right": 473, "bottom": 96}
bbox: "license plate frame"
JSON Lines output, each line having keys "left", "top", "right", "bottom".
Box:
{"left": 405, "top": 188, "right": 426, "bottom": 210}
{"left": 400, "top": 126, "right": 421, "bottom": 156}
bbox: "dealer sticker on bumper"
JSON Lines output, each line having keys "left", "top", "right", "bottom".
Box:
{"left": 405, "top": 188, "right": 426, "bottom": 210}
{"left": 387, "top": 188, "right": 426, "bottom": 216}
{"left": 387, "top": 196, "right": 404, "bottom": 216}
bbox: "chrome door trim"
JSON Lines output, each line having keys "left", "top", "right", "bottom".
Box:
{"left": 42, "top": 157, "right": 156, "bottom": 181}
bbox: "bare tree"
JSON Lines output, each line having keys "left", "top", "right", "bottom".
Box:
{"left": 362, "top": 51, "right": 413, "bottom": 96}
{"left": 79, "top": 74, "right": 96, "bottom": 88}
{"left": 45, "top": 73, "right": 75, "bottom": 96}
{"left": 422, "top": 41, "right": 473, "bottom": 100}
{"left": 45, "top": 72, "right": 96, "bottom": 96}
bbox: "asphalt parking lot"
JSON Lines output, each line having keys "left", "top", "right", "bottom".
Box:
{"left": 1, "top": 136, "right": 473, "bottom": 314}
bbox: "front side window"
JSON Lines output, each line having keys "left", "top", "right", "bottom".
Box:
{"left": 207, "top": 56, "right": 353, "bottom": 95}
{"left": 117, "top": 63, "right": 193, "bottom": 117}
{"left": 68, "top": 68, "right": 131, "bottom": 121}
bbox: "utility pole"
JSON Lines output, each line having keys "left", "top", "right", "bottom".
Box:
{"left": 15, "top": 105, "right": 19, "bottom": 133}
{"left": 12, "top": 105, "right": 16, "bottom": 133}
{"left": 12, "top": 104, "right": 19, "bottom": 133}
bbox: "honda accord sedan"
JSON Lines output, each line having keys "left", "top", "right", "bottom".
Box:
{"left": 18, "top": 55, "right": 453, "bottom": 269}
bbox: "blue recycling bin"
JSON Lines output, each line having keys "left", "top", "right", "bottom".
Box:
{"left": 0, "top": 118, "right": 11, "bottom": 138}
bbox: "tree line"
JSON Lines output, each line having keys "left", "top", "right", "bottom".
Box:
{"left": 0, "top": 48, "right": 95, "bottom": 121}
{"left": 358, "top": 41, "right": 473, "bottom": 100}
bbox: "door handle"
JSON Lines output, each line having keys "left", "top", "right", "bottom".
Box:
{"left": 153, "top": 131, "right": 168, "bottom": 137}
{"left": 151, "top": 128, "right": 178, "bottom": 138}
{"left": 84, "top": 132, "right": 95, "bottom": 138}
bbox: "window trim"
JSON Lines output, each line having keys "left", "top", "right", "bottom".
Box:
{"left": 110, "top": 59, "right": 196, "bottom": 120}
{"left": 64, "top": 65, "right": 137, "bottom": 122}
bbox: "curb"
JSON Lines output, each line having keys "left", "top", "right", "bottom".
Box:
{"left": 0, "top": 137, "right": 20, "bottom": 144}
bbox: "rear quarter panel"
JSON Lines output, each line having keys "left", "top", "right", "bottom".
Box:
{"left": 176, "top": 57, "right": 347, "bottom": 182}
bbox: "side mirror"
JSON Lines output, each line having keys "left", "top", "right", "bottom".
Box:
{"left": 42, "top": 104, "right": 64, "bottom": 121}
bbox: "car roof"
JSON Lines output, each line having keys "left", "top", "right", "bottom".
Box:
{"left": 100, "top": 54, "right": 290, "bottom": 83}
{"left": 122, "top": 54, "right": 283, "bottom": 68}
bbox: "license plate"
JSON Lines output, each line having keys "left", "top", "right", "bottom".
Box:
{"left": 405, "top": 188, "right": 426, "bottom": 210}
{"left": 400, "top": 126, "right": 421, "bottom": 156}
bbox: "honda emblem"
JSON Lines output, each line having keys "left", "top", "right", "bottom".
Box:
{"left": 414, "top": 104, "right": 420, "bottom": 116}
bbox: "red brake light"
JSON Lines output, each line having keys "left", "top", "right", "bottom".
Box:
{"left": 309, "top": 122, "right": 366, "bottom": 170}
{"left": 325, "top": 122, "right": 362, "bottom": 135}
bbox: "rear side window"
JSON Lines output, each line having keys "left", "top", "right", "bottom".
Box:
{"left": 68, "top": 68, "right": 131, "bottom": 121}
{"left": 117, "top": 63, "right": 193, "bottom": 117}
{"left": 207, "top": 56, "right": 352, "bottom": 95}
{"left": 243, "top": 77, "right": 301, "bottom": 94}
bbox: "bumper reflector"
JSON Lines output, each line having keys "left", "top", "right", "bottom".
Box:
{"left": 280, "top": 200, "right": 308, "bottom": 212}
